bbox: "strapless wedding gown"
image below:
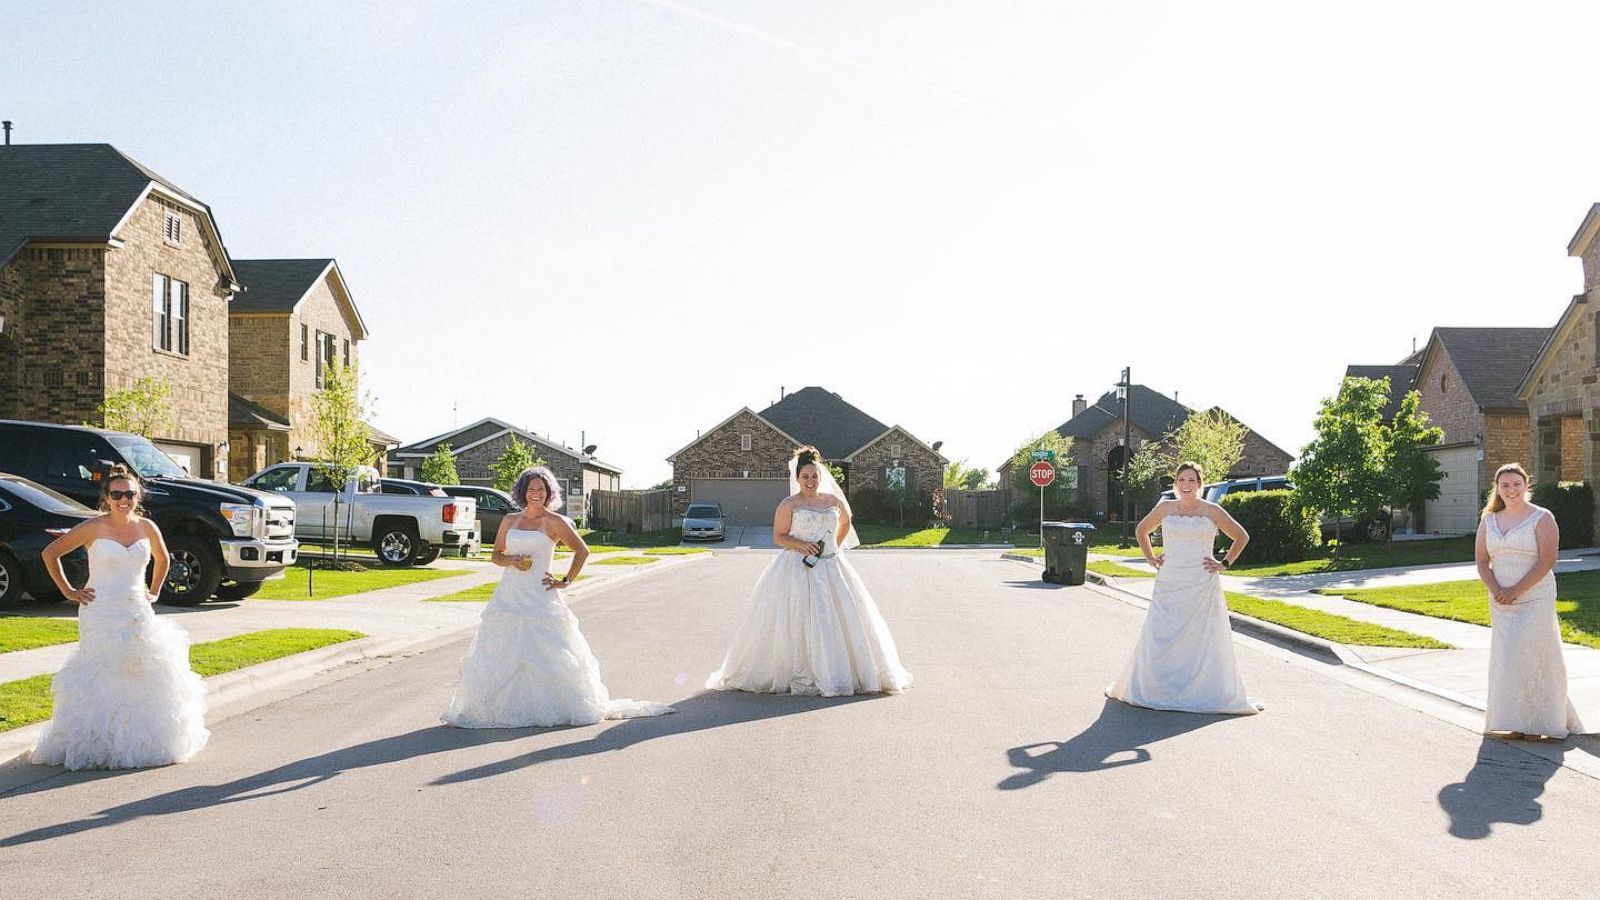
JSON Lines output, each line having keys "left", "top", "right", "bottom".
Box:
{"left": 442, "top": 527, "right": 672, "bottom": 727}
{"left": 708, "top": 505, "right": 911, "bottom": 696}
{"left": 1107, "top": 514, "right": 1261, "bottom": 715}
{"left": 29, "top": 537, "right": 209, "bottom": 769}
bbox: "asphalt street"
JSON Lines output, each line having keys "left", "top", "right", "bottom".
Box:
{"left": 3, "top": 549, "right": 1600, "bottom": 899}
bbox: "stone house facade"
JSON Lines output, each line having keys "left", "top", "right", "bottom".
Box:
{"left": 390, "top": 417, "right": 623, "bottom": 514}
{"left": 668, "top": 387, "right": 949, "bottom": 525}
{"left": 0, "top": 144, "right": 238, "bottom": 477}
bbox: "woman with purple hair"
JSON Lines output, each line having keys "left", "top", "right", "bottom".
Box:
{"left": 442, "top": 465, "right": 672, "bottom": 727}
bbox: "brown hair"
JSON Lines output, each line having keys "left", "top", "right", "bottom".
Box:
{"left": 793, "top": 445, "right": 824, "bottom": 472}
{"left": 98, "top": 464, "right": 146, "bottom": 516}
{"left": 1174, "top": 461, "right": 1204, "bottom": 484}
{"left": 1482, "top": 462, "right": 1531, "bottom": 517}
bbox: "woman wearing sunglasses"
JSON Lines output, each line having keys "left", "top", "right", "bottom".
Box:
{"left": 27, "top": 464, "right": 209, "bottom": 770}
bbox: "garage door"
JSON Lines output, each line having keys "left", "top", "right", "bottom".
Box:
{"left": 1425, "top": 445, "right": 1481, "bottom": 535}
{"left": 154, "top": 441, "right": 201, "bottom": 478}
{"left": 691, "top": 478, "right": 790, "bottom": 526}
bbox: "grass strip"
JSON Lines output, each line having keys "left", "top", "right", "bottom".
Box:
{"left": 0, "top": 618, "right": 80, "bottom": 654}
{"left": 854, "top": 526, "right": 999, "bottom": 547}
{"left": 0, "top": 627, "right": 366, "bottom": 732}
{"left": 1328, "top": 569, "right": 1600, "bottom": 649}
{"left": 425, "top": 576, "right": 591, "bottom": 602}
{"left": 592, "top": 556, "right": 659, "bottom": 566}
{"left": 1224, "top": 592, "right": 1451, "bottom": 649}
{"left": 642, "top": 547, "right": 710, "bottom": 555}
{"left": 252, "top": 564, "right": 459, "bottom": 601}
{"left": 1088, "top": 560, "right": 1154, "bottom": 579}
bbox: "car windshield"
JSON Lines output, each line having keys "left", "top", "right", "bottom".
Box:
{"left": 106, "top": 434, "right": 189, "bottom": 478}
{"left": 0, "top": 478, "right": 91, "bottom": 513}
{"left": 686, "top": 505, "right": 722, "bottom": 518}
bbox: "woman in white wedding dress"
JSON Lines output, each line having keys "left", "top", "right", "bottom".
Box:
{"left": 29, "top": 466, "right": 209, "bottom": 770}
{"left": 1477, "top": 462, "right": 1588, "bottom": 740}
{"left": 707, "top": 446, "right": 911, "bottom": 697}
{"left": 1107, "top": 462, "right": 1261, "bottom": 715}
{"left": 443, "top": 466, "right": 672, "bottom": 728}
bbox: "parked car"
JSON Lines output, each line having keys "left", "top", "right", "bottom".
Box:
{"left": 380, "top": 478, "right": 448, "bottom": 497}
{"left": 0, "top": 420, "right": 298, "bottom": 604}
{"left": 681, "top": 502, "right": 726, "bottom": 542}
{"left": 244, "top": 463, "right": 478, "bottom": 566}
{"left": 440, "top": 485, "right": 518, "bottom": 542}
{"left": 1202, "top": 475, "right": 1398, "bottom": 541}
{"left": 0, "top": 474, "right": 98, "bottom": 607}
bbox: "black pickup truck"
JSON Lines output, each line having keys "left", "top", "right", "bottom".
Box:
{"left": 0, "top": 419, "right": 299, "bottom": 604}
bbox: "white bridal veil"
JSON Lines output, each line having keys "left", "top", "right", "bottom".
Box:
{"left": 788, "top": 456, "right": 861, "bottom": 551}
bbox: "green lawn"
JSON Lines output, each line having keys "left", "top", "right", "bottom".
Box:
{"left": 1329, "top": 569, "right": 1600, "bottom": 650}
{"left": 0, "top": 627, "right": 366, "bottom": 732}
{"left": 251, "top": 564, "right": 460, "bottom": 601}
{"left": 1224, "top": 593, "right": 1452, "bottom": 649}
{"left": 1007, "top": 547, "right": 1044, "bottom": 558}
{"left": 642, "top": 547, "right": 711, "bottom": 555}
{"left": 425, "top": 576, "right": 591, "bottom": 602}
{"left": 1088, "top": 560, "right": 1155, "bottom": 579}
{"left": 854, "top": 525, "right": 1005, "bottom": 547}
{"left": 578, "top": 528, "right": 683, "bottom": 549}
{"left": 592, "top": 556, "right": 658, "bottom": 566}
{"left": 0, "top": 618, "right": 80, "bottom": 654}
{"left": 1225, "top": 536, "right": 1475, "bottom": 578}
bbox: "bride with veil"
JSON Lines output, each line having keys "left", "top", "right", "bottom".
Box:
{"left": 707, "top": 446, "right": 913, "bottom": 697}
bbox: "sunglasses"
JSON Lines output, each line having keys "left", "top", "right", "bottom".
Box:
{"left": 106, "top": 489, "right": 139, "bottom": 501}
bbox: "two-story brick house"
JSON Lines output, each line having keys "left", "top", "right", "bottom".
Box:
{"left": 667, "top": 387, "right": 948, "bottom": 524}
{"left": 389, "top": 417, "right": 623, "bottom": 513}
{"left": 0, "top": 143, "right": 239, "bottom": 477}
{"left": 226, "top": 258, "right": 374, "bottom": 481}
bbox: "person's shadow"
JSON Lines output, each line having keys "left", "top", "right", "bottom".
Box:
{"left": 1437, "top": 738, "right": 1562, "bottom": 839}
{"left": 1, "top": 690, "right": 871, "bottom": 847}
{"left": 999, "top": 698, "right": 1234, "bottom": 790}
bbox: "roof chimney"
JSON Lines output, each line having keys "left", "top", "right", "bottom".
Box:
{"left": 780, "top": 386, "right": 786, "bottom": 400}
{"left": 1071, "top": 394, "right": 1086, "bottom": 418}
{"left": 2, "top": 122, "right": 11, "bottom": 146}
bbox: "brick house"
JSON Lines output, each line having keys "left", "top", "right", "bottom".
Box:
{"left": 1519, "top": 202, "right": 1600, "bottom": 528}
{"left": 0, "top": 143, "right": 240, "bottom": 477}
{"left": 667, "top": 386, "right": 948, "bottom": 524}
{"left": 1401, "top": 327, "right": 1549, "bottom": 534}
{"left": 389, "top": 417, "right": 622, "bottom": 512}
{"left": 226, "top": 258, "right": 378, "bottom": 481}
{"left": 998, "top": 385, "right": 1293, "bottom": 520}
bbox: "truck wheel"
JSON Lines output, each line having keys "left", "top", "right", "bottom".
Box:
{"left": 1363, "top": 518, "right": 1390, "bottom": 542}
{"left": 162, "top": 533, "right": 222, "bottom": 606}
{"left": 215, "top": 580, "right": 264, "bottom": 600}
{"left": 374, "top": 524, "right": 420, "bottom": 567}
{"left": 414, "top": 546, "right": 442, "bottom": 566}
{"left": 0, "top": 551, "right": 26, "bottom": 609}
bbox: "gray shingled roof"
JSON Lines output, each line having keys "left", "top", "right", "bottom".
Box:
{"left": 1343, "top": 364, "right": 1418, "bottom": 421}
{"left": 1055, "top": 385, "right": 1190, "bottom": 442}
{"left": 231, "top": 259, "right": 334, "bottom": 313}
{"left": 394, "top": 418, "right": 624, "bottom": 474}
{"left": 0, "top": 143, "right": 220, "bottom": 266}
{"left": 758, "top": 387, "right": 890, "bottom": 460}
{"left": 1433, "top": 327, "right": 1551, "bottom": 410}
{"left": 228, "top": 393, "right": 291, "bottom": 431}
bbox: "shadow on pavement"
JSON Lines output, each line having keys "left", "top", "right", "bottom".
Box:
{"left": 432, "top": 689, "right": 876, "bottom": 786}
{"left": 1001, "top": 580, "right": 1070, "bottom": 591}
{"left": 998, "top": 698, "right": 1232, "bottom": 790}
{"left": 1437, "top": 738, "right": 1561, "bottom": 839}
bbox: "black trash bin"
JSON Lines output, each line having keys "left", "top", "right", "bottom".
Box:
{"left": 1041, "top": 521, "right": 1095, "bottom": 585}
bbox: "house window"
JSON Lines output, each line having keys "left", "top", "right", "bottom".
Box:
{"left": 740, "top": 433, "right": 752, "bottom": 451}
{"left": 342, "top": 338, "right": 350, "bottom": 367}
{"left": 889, "top": 443, "right": 902, "bottom": 458}
{"left": 151, "top": 274, "right": 189, "bottom": 355}
{"left": 1440, "top": 374, "right": 1448, "bottom": 393}
{"left": 300, "top": 323, "right": 308, "bottom": 361}
{"left": 163, "top": 211, "right": 182, "bottom": 245}
{"left": 315, "top": 331, "right": 337, "bottom": 388}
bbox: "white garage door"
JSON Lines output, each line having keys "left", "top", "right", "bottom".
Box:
{"left": 1425, "top": 445, "right": 1481, "bottom": 535}
{"left": 153, "top": 441, "right": 199, "bottom": 477}
{"left": 691, "top": 478, "right": 790, "bottom": 526}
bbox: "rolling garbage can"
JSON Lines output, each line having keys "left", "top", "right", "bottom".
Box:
{"left": 1041, "top": 521, "right": 1095, "bottom": 585}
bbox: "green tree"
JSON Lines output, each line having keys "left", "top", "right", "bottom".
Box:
{"left": 310, "top": 361, "right": 375, "bottom": 561}
{"left": 1128, "top": 409, "right": 1249, "bottom": 498}
{"left": 650, "top": 478, "right": 674, "bottom": 490}
{"left": 419, "top": 443, "right": 460, "bottom": 485}
{"left": 1007, "top": 431, "right": 1077, "bottom": 527}
{"left": 489, "top": 435, "right": 545, "bottom": 493}
{"left": 943, "top": 459, "right": 991, "bottom": 491}
{"left": 98, "top": 376, "right": 174, "bottom": 437}
{"left": 1381, "top": 390, "right": 1444, "bottom": 544}
{"left": 1291, "top": 377, "right": 1389, "bottom": 546}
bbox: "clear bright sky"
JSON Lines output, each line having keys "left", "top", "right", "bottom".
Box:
{"left": 7, "top": 2, "right": 1600, "bottom": 486}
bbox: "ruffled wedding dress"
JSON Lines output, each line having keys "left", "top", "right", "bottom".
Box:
{"left": 708, "top": 506, "right": 911, "bottom": 697}
{"left": 1107, "top": 514, "right": 1261, "bottom": 715}
{"left": 29, "top": 537, "right": 209, "bottom": 769}
{"left": 1484, "top": 506, "right": 1588, "bottom": 737}
{"left": 443, "top": 527, "right": 672, "bottom": 727}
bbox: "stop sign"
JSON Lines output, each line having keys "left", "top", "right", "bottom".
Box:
{"left": 1029, "top": 461, "right": 1056, "bottom": 487}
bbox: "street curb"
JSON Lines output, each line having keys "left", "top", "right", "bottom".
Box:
{"left": 0, "top": 550, "right": 714, "bottom": 766}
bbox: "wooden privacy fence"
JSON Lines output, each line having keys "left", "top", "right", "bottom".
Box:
{"left": 942, "top": 489, "right": 1009, "bottom": 529}
{"left": 589, "top": 489, "right": 674, "bottom": 533}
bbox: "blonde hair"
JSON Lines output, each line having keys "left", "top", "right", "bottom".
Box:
{"left": 1482, "top": 462, "right": 1530, "bottom": 517}
{"left": 1174, "top": 461, "right": 1204, "bottom": 483}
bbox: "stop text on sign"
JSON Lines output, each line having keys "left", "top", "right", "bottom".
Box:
{"left": 1029, "top": 462, "right": 1056, "bottom": 487}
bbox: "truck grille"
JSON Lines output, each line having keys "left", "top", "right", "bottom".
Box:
{"left": 265, "top": 507, "right": 295, "bottom": 541}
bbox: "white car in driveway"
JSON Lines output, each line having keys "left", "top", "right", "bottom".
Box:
{"left": 244, "top": 463, "right": 478, "bottom": 565}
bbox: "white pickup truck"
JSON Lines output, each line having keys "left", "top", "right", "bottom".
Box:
{"left": 243, "top": 463, "right": 479, "bottom": 565}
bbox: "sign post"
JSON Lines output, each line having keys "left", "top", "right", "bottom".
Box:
{"left": 1029, "top": 461, "right": 1057, "bottom": 548}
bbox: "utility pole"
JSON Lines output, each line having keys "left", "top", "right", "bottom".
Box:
{"left": 1119, "top": 368, "right": 1132, "bottom": 548}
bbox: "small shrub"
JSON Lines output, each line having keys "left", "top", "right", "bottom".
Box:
{"left": 1219, "top": 489, "right": 1319, "bottom": 564}
{"left": 1531, "top": 481, "right": 1594, "bottom": 549}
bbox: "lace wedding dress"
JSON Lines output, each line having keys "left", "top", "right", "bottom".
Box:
{"left": 443, "top": 527, "right": 672, "bottom": 727}
{"left": 1484, "top": 506, "right": 1586, "bottom": 737}
{"left": 29, "top": 537, "right": 209, "bottom": 769}
{"left": 1107, "top": 513, "right": 1261, "bottom": 715}
{"left": 708, "top": 505, "right": 911, "bottom": 697}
